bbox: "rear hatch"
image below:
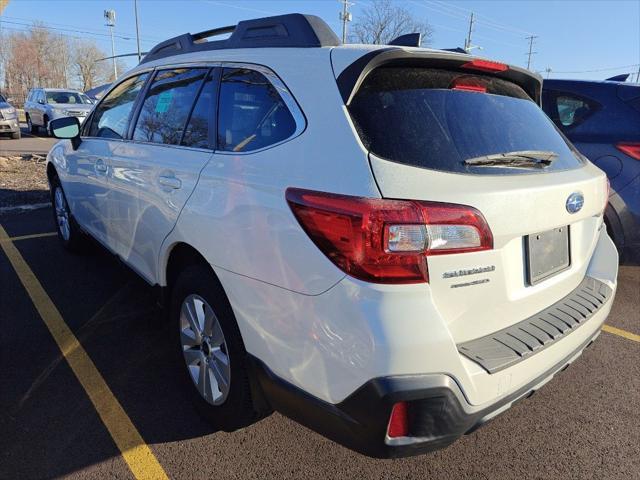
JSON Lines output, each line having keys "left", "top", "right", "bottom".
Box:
{"left": 335, "top": 50, "right": 609, "bottom": 343}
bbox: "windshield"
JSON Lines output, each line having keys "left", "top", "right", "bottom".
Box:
{"left": 0, "top": 94, "right": 6, "bottom": 103}
{"left": 46, "top": 91, "right": 90, "bottom": 105}
{"left": 348, "top": 67, "right": 584, "bottom": 175}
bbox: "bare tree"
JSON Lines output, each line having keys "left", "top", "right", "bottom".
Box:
{"left": 2, "top": 25, "right": 71, "bottom": 97}
{"left": 72, "top": 39, "right": 111, "bottom": 91}
{"left": 351, "top": 0, "right": 433, "bottom": 46}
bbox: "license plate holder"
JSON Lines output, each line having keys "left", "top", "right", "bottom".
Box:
{"left": 525, "top": 226, "right": 570, "bottom": 285}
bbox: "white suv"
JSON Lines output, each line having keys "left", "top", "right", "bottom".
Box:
{"left": 46, "top": 14, "right": 618, "bottom": 458}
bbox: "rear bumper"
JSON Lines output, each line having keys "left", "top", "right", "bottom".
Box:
{"left": 250, "top": 276, "right": 613, "bottom": 458}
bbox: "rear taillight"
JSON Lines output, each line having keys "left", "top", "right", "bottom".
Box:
{"left": 462, "top": 59, "right": 509, "bottom": 73}
{"left": 387, "top": 402, "right": 409, "bottom": 438}
{"left": 286, "top": 188, "right": 493, "bottom": 284}
{"left": 616, "top": 142, "right": 640, "bottom": 160}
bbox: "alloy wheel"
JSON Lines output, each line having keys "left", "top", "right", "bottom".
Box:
{"left": 54, "top": 187, "right": 71, "bottom": 241}
{"left": 180, "top": 294, "right": 231, "bottom": 405}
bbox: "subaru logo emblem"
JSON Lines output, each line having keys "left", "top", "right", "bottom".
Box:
{"left": 566, "top": 192, "right": 584, "bottom": 214}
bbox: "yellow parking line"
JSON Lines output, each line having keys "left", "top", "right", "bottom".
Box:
{"left": 0, "top": 231, "right": 57, "bottom": 242}
{"left": 0, "top": 224, "right": 168, "bottom": 480}
{"left": 603, "top": 324, "right": 640, "bottom": 343}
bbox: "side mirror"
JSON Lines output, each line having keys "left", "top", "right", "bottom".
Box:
{"left": 38, "top": 99, "right": 45, "bottom": 105}
{"left": 50, "top": 117, "right": 82, "bottom": 149}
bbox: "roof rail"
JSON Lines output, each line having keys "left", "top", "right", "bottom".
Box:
{"left": 140, "top": 13, "right": 341, "bottom": 65}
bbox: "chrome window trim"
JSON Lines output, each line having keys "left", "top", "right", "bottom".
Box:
{"left": 81, "top": 61, "right": 306, "bottom": 155}
{"left": 216, "top": 62, "right": 307, "bottom": 156}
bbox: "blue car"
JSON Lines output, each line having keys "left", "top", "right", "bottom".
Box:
{"left": 543, "top": 78, "right": 640, "bottom": 264}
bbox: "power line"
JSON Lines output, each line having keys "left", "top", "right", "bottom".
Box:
{"left": 0, "top": 14, "right": 164, "bottom": 42}
{"left": 0, "top": 18, "right": 157, "bottom": 45}
{"left": 552, "top": 63, "right": 640, "bottom": 74}
{"left": 200, "top": 0, "right": 276, "bottom": 15}
{"left": 411, "top": 0, "right": 528, "bottom": 49}
{"left": 428, "top": 0, "right": 535, "bottom": 36}
{"left": 0, "top": 24, "right": 156, "bottom": 49}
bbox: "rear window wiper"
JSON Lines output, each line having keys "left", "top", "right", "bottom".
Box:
{"left": 464, "top": 150, "right": 558, "bottom": 168}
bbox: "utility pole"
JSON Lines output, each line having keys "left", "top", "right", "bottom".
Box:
{"left": 464, "top": 12, "right": 474, "bottom": 52}
{"left": 0, "top": 0, "right": 9, "bottom": 90}
{"left": 525, "top": 35, "right": 538, "bottom": 70}
{"left": 104, "top": 9, "right": 117, "bottom": 80}
{"left": 134, "top": 0, "right": 142, "bottom": 62}
{"left": 339, "top": 0, "right": 353, "bottom": 44}
{"left": 545, "top": 67, "right": 552, "bottom": 79}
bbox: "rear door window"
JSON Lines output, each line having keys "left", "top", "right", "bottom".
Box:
{"left": 349, "top": 67, "right": 585, "bottom": 175}
{"left": 217, "top": 68, "right": 296, "bottom": 152}
{"left": 133, "top": 68, "right": 209, "bottom": 145}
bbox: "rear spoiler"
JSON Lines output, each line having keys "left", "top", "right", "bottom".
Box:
{"left": 335, "top": 48, "right": 543, "bottom": 106}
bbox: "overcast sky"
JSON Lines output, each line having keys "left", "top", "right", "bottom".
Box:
{"left": 1, "top": 0, "right": 639, "bottom": 81}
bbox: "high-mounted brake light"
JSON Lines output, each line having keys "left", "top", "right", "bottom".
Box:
{"left": 451, "top": 80, "right": 487, "bottom": 93}
{"left": 616, "top": 142, "right": 640, "bottom": 160}
{"left": 462, "top": 59, "right": 509, "bottom": 73}
{"left": 452, "top": 84, "right": 487, "bottom": 93}
{"left": 450, "top": 77, "right": 488, "bottom": 93}
{"left": 286, "top": 188, "right": 493, "bottom": 284}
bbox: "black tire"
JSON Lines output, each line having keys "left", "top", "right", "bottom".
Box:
{"left": 42, "top": 115, "right": 49, "bottom": 136}
{"left": 27, "top": 115, "right": 37, "bottom": 134}
{"left": 49, "top": 175, "right": 87, "bottom": 252}
{"left": 171, "top": 264, "right": 261, "bottom": 431}
{"left": 11, "top": 131, "right": 20, "bottom": 140}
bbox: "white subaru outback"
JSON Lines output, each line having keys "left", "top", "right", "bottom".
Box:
{"left": 46, "top": 14, "right": 618, "bottom": 458}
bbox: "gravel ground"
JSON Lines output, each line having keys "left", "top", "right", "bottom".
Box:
{"left": 0, "top": 153, "right": 49, "bottom": 208}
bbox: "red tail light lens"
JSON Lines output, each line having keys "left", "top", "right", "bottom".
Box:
{"left": 387, "top": 402, "right": 409, "bottom": 438}
{"left": 286, "top": 188, "right": 493, "bottom": 284}
{"left": 616, "top": 142, "right": 640, "bottom": 160}
{"left": 462, "top": 59, "right": 509, "bottom": 73}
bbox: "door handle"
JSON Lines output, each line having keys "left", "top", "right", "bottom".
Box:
{"left": 158, "top": 175, "right": 182, "bottom": 189}
{"left": 95, "top": 159, "right": 108, "bottom": 174}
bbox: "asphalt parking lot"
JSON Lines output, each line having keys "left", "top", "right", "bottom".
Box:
{"left": 0, "top": 207, "right": 638, "bottom": 480}
{"left": 0, "top": 124, "right": 58, "bottom": 156}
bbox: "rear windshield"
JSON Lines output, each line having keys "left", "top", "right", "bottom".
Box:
{"left": 349, "top": 67, "right": 584, "bottom": 175}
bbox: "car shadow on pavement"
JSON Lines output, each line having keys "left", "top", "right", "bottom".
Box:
{"left": 55, "top": 239, "right": 222, "bottom": 441}
{"left": 0, "top": 188, "right": 50, "bottom": 209}
{"left": 0, "top": 213, "right": 218, "bottom": 478}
